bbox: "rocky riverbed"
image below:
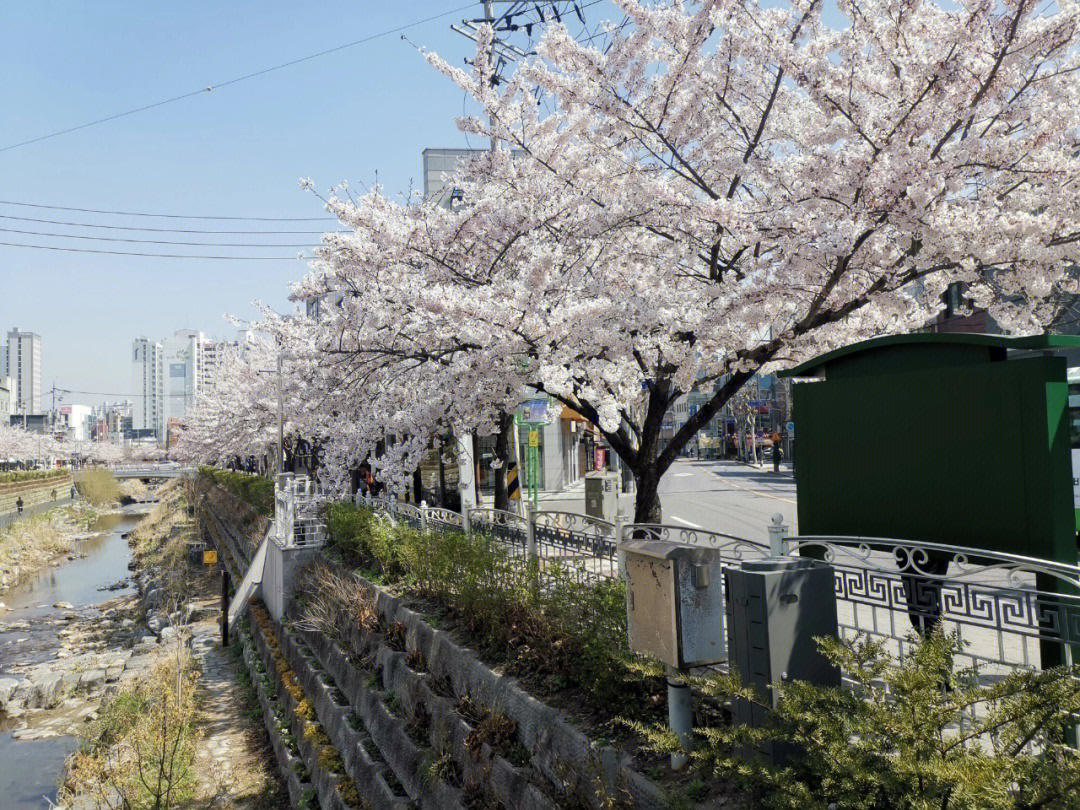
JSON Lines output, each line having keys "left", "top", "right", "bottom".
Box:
{"left": 0, "top": 507, "right": 159, "bottom": 808}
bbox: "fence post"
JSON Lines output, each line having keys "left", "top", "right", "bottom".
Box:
{"left": 420, "top": 500, "right": 428, "bottom": 533}
{"left": 525, "top": 501, "right": 538, "bottom": 592}
{"left": 614, "top": 512, "right": 627, "bottom": 580}
{"left": 768, "top": 512, "right": 790, "bottom": 557}
{"left": 462, "top": 503, "right": 472, "bottom": 536}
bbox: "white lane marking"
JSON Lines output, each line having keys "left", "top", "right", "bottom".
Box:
{"left": 670, "top": 516, "right": 702, "bottom": 528}
{"left": 673, "top": 473, "right": 693, "bottom": 477}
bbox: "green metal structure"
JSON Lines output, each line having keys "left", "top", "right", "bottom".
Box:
{"left": 514, "top": 396, "right": 553, "bottom": 508}
{"left": 780, "top": 333, "right": 1080, "bottom": 667}
{"left": 779, "top": 333, "right": 1080, "bottom": 563}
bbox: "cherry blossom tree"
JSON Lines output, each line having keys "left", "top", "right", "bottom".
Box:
{"left": 296, "top": 0, "right": 1080, "bottom": 522}
{"left": 174, "top": 320, "right": 332, "bottom": 478}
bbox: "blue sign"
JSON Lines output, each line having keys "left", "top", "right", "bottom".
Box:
{"left": 786, "top": 421, "right": 794, "bottom": 435}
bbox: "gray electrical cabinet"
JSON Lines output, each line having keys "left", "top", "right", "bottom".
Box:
{"left": 725, "top": 557, "right": 840, "bottom": 765}
{"left": 584, "top": 471, "right": 620, "bottom": 522}
{"left": 624, "top": 540, "right": 726, "bottom": 669}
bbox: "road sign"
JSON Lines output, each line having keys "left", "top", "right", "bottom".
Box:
{"left": 529, "top": 430, "right": 539, "bottom": 448}
{"left": 786, "top": 421, "right": 794, "bottom": 435}
{"left": 202, "top": 549, "right": 218, "bottom": 565}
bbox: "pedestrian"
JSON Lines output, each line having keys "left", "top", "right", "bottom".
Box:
{"left": 51, "top": 487, "right": 57, "bottom": 501}
{"left": 16, "top": 496, "right": 23, "bottom": 515}
{"left": 771, "top": 430, "right": 783, "bottom": 472}
{"left": 70, "top": 484, "right": 77, "bottom": 500}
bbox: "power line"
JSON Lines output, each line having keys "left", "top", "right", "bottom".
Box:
{"left": 0, "top": 240, "right": 307, "bottom": 259}
{"left": 0, "top": 199, "right": 331, "bottom": 221}
{"left": 59, "top": 388, "right": 199, "bottom": 398}
{"left": 0, "top": 226, "right": 315, "bottom": 248}
{"left": 0, "top": 3, "right": 476, "bottom": 154}
{"left": 0, "top": 213, "right": 344, "bottom": 234}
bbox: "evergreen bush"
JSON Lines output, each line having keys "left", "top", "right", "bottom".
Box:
{"left": 627, "top": 630, "right": 1080, "bottom": 810}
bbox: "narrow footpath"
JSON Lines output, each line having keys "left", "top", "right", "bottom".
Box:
{"left": 189, "top": 596, "right": 288, "bottom": 809}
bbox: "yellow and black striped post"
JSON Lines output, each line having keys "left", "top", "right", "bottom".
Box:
{"left": 506, "top": 462, "right": 520, "bottom": 501}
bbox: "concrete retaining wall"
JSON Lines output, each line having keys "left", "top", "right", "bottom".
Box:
{"left": 0, "top": 473, "right": 73, "bottom": 515}
{"left": 205, "top": 488, "right": 665, "bottom": 809}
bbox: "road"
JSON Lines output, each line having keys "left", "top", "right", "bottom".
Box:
{"left": 536, "top": 458, "right": 797, "bottom": 545}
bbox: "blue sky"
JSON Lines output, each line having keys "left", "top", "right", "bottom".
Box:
{"left": 0, "top": 1, "right": 570, "bottom": 406}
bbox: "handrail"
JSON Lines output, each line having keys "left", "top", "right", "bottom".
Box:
{"left": 534, "top": 509, "right": 614, "bottom": 533}
{"left": 469, "top": 506, "right": 528, "bottom": 528}
{"left": 788, "top": 534, "right": 1080, "bottom": 592}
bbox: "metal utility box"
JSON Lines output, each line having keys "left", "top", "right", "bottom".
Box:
{"left": 624, "top": 539, "right": 726, "bottom": 669}
{"left": 584, "top": 471, "right": 620, "bottom": 522}
{"left": 780, "top": 333, "right": 1080, "bottom": 667}
{"left": 780, "top": 333, "right": 1080, "bottom": 565}
{"left": 725, "top": 557, "right": 839, "bottom": 765}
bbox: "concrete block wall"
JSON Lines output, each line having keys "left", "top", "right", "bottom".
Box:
{"left": 0, "top": 473, "right": 73, "bottom": 516}
{"left": 204, "top": 490, "right": 666, "bottom": 809}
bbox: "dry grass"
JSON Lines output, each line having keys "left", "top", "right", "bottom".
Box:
{"left": 0, "top": 505, "right": 94, "bottom": 586}
{"left": 129, "top": 480, "right": 197, "bottom": 602}
{"left": 294, "top": 559, "right": 381, "bottom": 642}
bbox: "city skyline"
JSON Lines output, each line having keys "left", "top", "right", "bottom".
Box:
{"left": 0, "top": 0, "right": 514, "bottom": 406}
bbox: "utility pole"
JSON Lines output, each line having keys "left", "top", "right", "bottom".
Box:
{"left": 276, "top": 352, "right": 284, "bottom": 476}
{"left": 258, "top": 352, "right": 286, "bottom": 477}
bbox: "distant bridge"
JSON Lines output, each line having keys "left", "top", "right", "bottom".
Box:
{"left": 110, "top": 465, "right": 195, "bottom": 480}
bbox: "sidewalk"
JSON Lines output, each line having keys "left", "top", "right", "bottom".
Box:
{"left": 0, "top": 496, "right": 75, "bottom": 530}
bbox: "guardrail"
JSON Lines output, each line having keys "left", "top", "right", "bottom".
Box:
{"left": 785, "top": 534, "right": 1080, "bottom": 673}
{"left": 354, "top": 493, "right": 1080, "bottom": 678}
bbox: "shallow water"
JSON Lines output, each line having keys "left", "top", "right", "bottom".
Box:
{"left": 0, "top": 731, "right": 73, "bottom": 807}
{"left": 0, "top": 506, "right": 148, "bottom": 808}
{"left": 1, "top": 511, "right": 142, "bottom": 621}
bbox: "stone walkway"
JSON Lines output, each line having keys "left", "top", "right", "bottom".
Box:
{"left": 189, "top": 620, "right": 287, "bottom": 810}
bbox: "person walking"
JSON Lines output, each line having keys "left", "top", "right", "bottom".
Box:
{"left": 16, "top": 496, "right": 24, "bottom": 516}
{"left": 70, "top": 484, "right": 77, "bottom": 500}
{"left": 771, "top": 430, "right": 783, "bottom": 472}
{"left": 51, "top": 487, "right": 57, "bottom": 502}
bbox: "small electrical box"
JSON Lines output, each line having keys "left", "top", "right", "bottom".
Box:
{"left": 725, "top": 556, "right": 840, "bottom": 764}
{"left": 584, "top": 471, "right": 620, "bottom": 522}
{"left": 624, "top": 539, "right": 726, "bottom": 669}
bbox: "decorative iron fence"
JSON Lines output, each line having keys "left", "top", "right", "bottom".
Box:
{"left": 785, "top": 535, "right": 1080, "bottom": 673}
{"left": 351, "top": 493, "right": 1080, "bottom": 679}
{"left": 532, "top": 510, "right": 617, "bottom": 584}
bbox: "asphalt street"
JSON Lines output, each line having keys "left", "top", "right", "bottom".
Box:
{"left": 536, "top": 458, "right": 797, "bottom": 545}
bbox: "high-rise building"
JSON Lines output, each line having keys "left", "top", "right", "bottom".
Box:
{"left": 132, "top": 337, "right": 163, "bottom": 439}
{"left": 199, "top": 329, "right": 253, "bottom": 391}
{"left": 161, "top": 329, "right": 204, "bottom": 432}
{"left": 4, "top": 328, "right": 42, "bottom": 414}
{"left": 132, "top": 328, "right": 252, "bottom": 443}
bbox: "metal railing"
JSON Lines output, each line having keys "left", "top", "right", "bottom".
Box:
{"left": 784, "top": 534, "right": 1080, "bottom": 673}
{"left": 351, "top": 494, "right": 1080, "bottom": 679}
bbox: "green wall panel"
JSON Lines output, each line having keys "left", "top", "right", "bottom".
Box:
{"left": 793, "top": 355, "right": 1074, "bottom": 565}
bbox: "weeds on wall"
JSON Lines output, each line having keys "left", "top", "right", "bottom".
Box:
{"left": 198, "top": 467, "right": 274, "bottom": 516}
{"left": 625, "top": 630, "right": 1080, "bottom": 810}
{"left": 322, "top": 502, "right": 660, "bottom": 715}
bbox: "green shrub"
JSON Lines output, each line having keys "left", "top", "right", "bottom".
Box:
{"left": 629, "top": 630, "right": 1080, "bottom": 810}
{"left": 199, "top": 466, "right": 273, "bottom": 516}
{"left": 322, "top": 502, "right": 658, "bottom": 714}
{"left": 75, "top": 468, "right": 120, "bottom": 506}
{"left": 0, "top": 468, "right": 68, "bottom": 485}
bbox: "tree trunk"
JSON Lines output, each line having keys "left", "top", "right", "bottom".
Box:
{"left": 632, "top": 465, "right": 663, "bottom": 525}
{"left": 493, "top": 411, "right": 513, "bottom": 512}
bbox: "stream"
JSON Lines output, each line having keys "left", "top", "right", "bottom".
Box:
{"left": 0, "top": 507, "right": 146, "bottom": 809}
